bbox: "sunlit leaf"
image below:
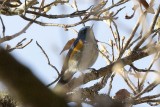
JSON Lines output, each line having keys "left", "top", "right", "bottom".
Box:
{"left": 43, "top": 6, "right": 51, "bottom": 13}
{"left": 103, "top": 11, "right": 112, "bottom": 26}
{"left": 155, "top": 17, "right": 160, "bottom": 29}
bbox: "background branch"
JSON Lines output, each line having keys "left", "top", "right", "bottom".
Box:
{"left": 0, "top": 48, "right": 68, "bottom": 107}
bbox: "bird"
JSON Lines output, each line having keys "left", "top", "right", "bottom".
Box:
{"left": 57, "top": 26, "right": 99, "bottom": 86}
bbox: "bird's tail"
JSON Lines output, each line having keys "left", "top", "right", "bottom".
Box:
{"left": 58, "top": 72, "right": 74, "bottom": 85}
{"left": 53, "top": 70, "right": 75, "bottom": 94}
{"left": 58, "top": 69, "right": 76, "bottom": 84}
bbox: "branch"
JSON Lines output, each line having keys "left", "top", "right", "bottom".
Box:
{"left": 42, "top": 0, "right": 69, "bottom": 9}
{"left": 0, "top": 16, "right": 5, "bottom": 37}
{"left": 134, "top": 80, "right": 160, "bottom": 99}
{"left": 7, "top": 38, "right": 33, "bottom": 52}
{"left": 134, "top": 99, "right": 160, "bottom": 105}
{"left": 63, "top": 42, "right": 160, "bottom": 90}
{"left": 118, "top": 12, "right": 143, "bottom": 58}
{"left": 68, "top": 91, "right": 128, "bottom": 107}
{"left": 36, "top": 41, "right": 60, "bottom": 76}
{"left": 0, "top": 0, "right": 38, "bottom": 15}
{"left": 130, "top": 64, "right": 157, "bottom": 72}
{"left": 20, "top": 15, "right": 111, "bottom": 28}
{"left": 0, "top": 20, "right": 33, "bottom": 43}
{"left": 119, "top": 69, "right": 137, "bottom": 94}
{"left": 0, "top": 47, "right": 68, "bottom": 107}
{"left": 25, "top": 5, "right": 92, "bottom": 19}
{"left": 135, "top": 93, "right": 160, "bottom": 104}
{"left": 134, "top": 5, "right": 160, "bottom": 50}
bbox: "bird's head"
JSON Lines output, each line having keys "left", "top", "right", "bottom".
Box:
{"left": 78, "top": 26, "right": 95, "bottom": 42}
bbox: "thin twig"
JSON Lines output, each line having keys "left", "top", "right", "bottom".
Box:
{"left": 36, "top": 41, "right": 60, "bottom": 76}
{"left": 112, "top": 20, "right": 121, "bottom": 51}
{"left": 0, "top": 18, "right": 34, "bottom": 43}
{"left": 72, "top": 0, "right": 85, "bottom": 27}
{"left": 134, "top": 80, "right": 160, "bottom": 99}
{"left": 47, "top": 76, "right": 61, "bottom": 87}
{"left": 134, "top": 5, "right": 160, "bottom": 50}
{"left": 42, "top": 0, "right": 69, "bottom": 9}
{"left": 127, "top": 35, "right": 142, "bottom": 49}
{"left": 118, "top": 12, "right": 144, "bottom": 58}
{"left": 111, "top": 40, "right": 115, "bottom": 61}
{"left": 137, "top": 93, "right": 160, "bottom": 102}
{"left": 110, "top": 25, "right": 118, "bottom": 50}
{"left": 26, "top": 5, "right": 91, "bottom": 19}
{"left": 130, "top": 64, "right": 157, "bottom": 72}
{"left": 0, "top": 16, "right": 5, "bottom": 37}
{"left": 98, "top": 48, "right": 111, "bottom": 64}
{"left": 120, "top": 69, "right": 137, "bottom": 94}
{"left": 7, "top": 38, "right": 33, "bottom": 52}
{"left": 113, "top": 6, "right": 126, "bottom": 17}
{"left": 139, "top": 53, "right": 160, "bottom": 91}
{"left": 107, "top": 73, "right": 115, "bottom": 95}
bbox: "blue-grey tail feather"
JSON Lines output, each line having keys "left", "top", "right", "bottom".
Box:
{"left": 58, "top": 76, "right": 70, "bottom": 84}
{"left": 57, "top": 72, "right": 75, "bottom": 85}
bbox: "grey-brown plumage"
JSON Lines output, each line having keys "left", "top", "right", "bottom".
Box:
{"left": 57, "top": 26, "right": 99, "bottom": 86}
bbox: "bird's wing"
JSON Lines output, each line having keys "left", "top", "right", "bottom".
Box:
{"left": 60, "top": 49, "right": 71, "bottom": 75}
{"left": 60, "top": 38, "right": 84, "bottom": 75}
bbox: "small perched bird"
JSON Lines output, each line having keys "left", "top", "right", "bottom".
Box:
{"left": 57, "top": 26, "right": 99, "bottom": 85}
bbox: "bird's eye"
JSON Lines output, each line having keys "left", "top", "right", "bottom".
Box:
{"left": 82, "top": 29, "right": 86, "bottom": 34}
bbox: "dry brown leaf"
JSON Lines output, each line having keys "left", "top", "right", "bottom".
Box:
{"left": 125, "top": 10, "right": 135, "bottom": 19}
{"left": 114, "top": 89, "right": 131, "bottom": 101}
{"left": 139, "top": 0, "right": 149, "bottom": 9}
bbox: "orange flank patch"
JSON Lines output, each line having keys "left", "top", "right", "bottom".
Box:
{"left": 70, "top": 40, "right": 83, "bottom": 59}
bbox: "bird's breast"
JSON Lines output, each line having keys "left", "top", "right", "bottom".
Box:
{"left": 78, "top": 40, "right": 99, "bottom": 71}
